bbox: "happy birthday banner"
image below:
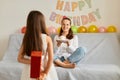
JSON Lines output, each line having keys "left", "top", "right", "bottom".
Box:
{"left": 49, "top": 0, "right": 101, "bottom": 26}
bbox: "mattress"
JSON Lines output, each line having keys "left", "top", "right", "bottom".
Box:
{"left": 56, "top": 64, "right": 120, "bottom": 80}
{"left": 0, "top": 33, "right": 120, "bottom": 80}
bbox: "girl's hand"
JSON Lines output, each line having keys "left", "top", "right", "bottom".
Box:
{"left": 37, "top": 73, "right": 46, "bottom": 80}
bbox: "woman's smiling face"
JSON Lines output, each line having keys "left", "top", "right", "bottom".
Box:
{"left": 61, "top": 19, "right": 71, "bottom": 32}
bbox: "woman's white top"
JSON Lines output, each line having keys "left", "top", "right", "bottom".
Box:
{"left": 53, "top": 35, "right": 78, "bottom": 59}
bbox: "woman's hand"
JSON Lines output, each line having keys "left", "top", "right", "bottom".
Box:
{"left": 65, "top": 41, "right": 69, "bottom": 46}
{"left": 56, "top": 40, "right": 69, "bottom": 46}
{"left": 37, "top": 73, "right": 46, "bottom": 80}
{"left": 56, "top": 40, "right": 62, "bottom": 47}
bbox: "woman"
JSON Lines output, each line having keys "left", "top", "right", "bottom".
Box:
{"left": 54, "top": 17, "right": 85, "bottom": 68}
{"left": 17, "top": 10, "right": 58, "bottom": 80}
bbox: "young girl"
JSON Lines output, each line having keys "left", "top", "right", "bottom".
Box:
{"left": 17, "top": 10, "right": 58, "bottom": 80}
{"left": 54, "top": 17, "right": 85, "bottom": 68}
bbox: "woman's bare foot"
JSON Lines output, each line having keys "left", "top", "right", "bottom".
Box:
{"left": 54, "top": 59, "right": 75, "bottom": 68}
{"left": 63, "top": 60, "right": 70, "bottom": 64}
{"left": 54, "top": 63, "right": 59, "bottom": 66}
{"left": 63, "top": 63, "right": 75, "bottom": 68}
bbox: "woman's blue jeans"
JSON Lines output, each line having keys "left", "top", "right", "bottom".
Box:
{"left": 54, "top": 47, "right": 85, "bottom": 64}
{"left": 67, "top": 47, "right": 85, "bottom": 64}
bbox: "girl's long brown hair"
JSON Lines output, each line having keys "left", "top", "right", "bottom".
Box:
{"left": 59, "top": 17, "right": 73, "bottom": 39}
{"left": 22, "top": 10, "right": 47, "bottom": 56}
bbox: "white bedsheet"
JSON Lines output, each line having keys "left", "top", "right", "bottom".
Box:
{"left": 56, "top": 64, "right": 120, "bottom": 80}
{"left": 77, "top": 33, "right": 120, "bottom": 66}
{"left": 0, "top": 33, "right": 120, "bottom": 80}
{"left": 0, "top": 61, "right": 24, "bottom": 80}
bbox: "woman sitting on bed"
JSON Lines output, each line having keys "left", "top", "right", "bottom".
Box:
{"left": 53, "top": 17, "right": 85, "bottom": 68}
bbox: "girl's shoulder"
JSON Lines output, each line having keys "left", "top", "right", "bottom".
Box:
{"left": 41, "top": 33, "right": 51, "bottom": 41}
{"left": 45, "top": 34, "right": 51, "bottom": 40}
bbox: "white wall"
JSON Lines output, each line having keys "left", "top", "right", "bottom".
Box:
{"left": 0, "top": 0, "right": 120, "bottom": 60}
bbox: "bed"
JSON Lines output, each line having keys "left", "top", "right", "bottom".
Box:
{"left": 0, "top": 33, "right": 120, "bottom": 80}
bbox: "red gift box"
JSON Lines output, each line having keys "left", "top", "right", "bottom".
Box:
{"left": 30, "top": 51, "right": 42, "bottom": 78}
